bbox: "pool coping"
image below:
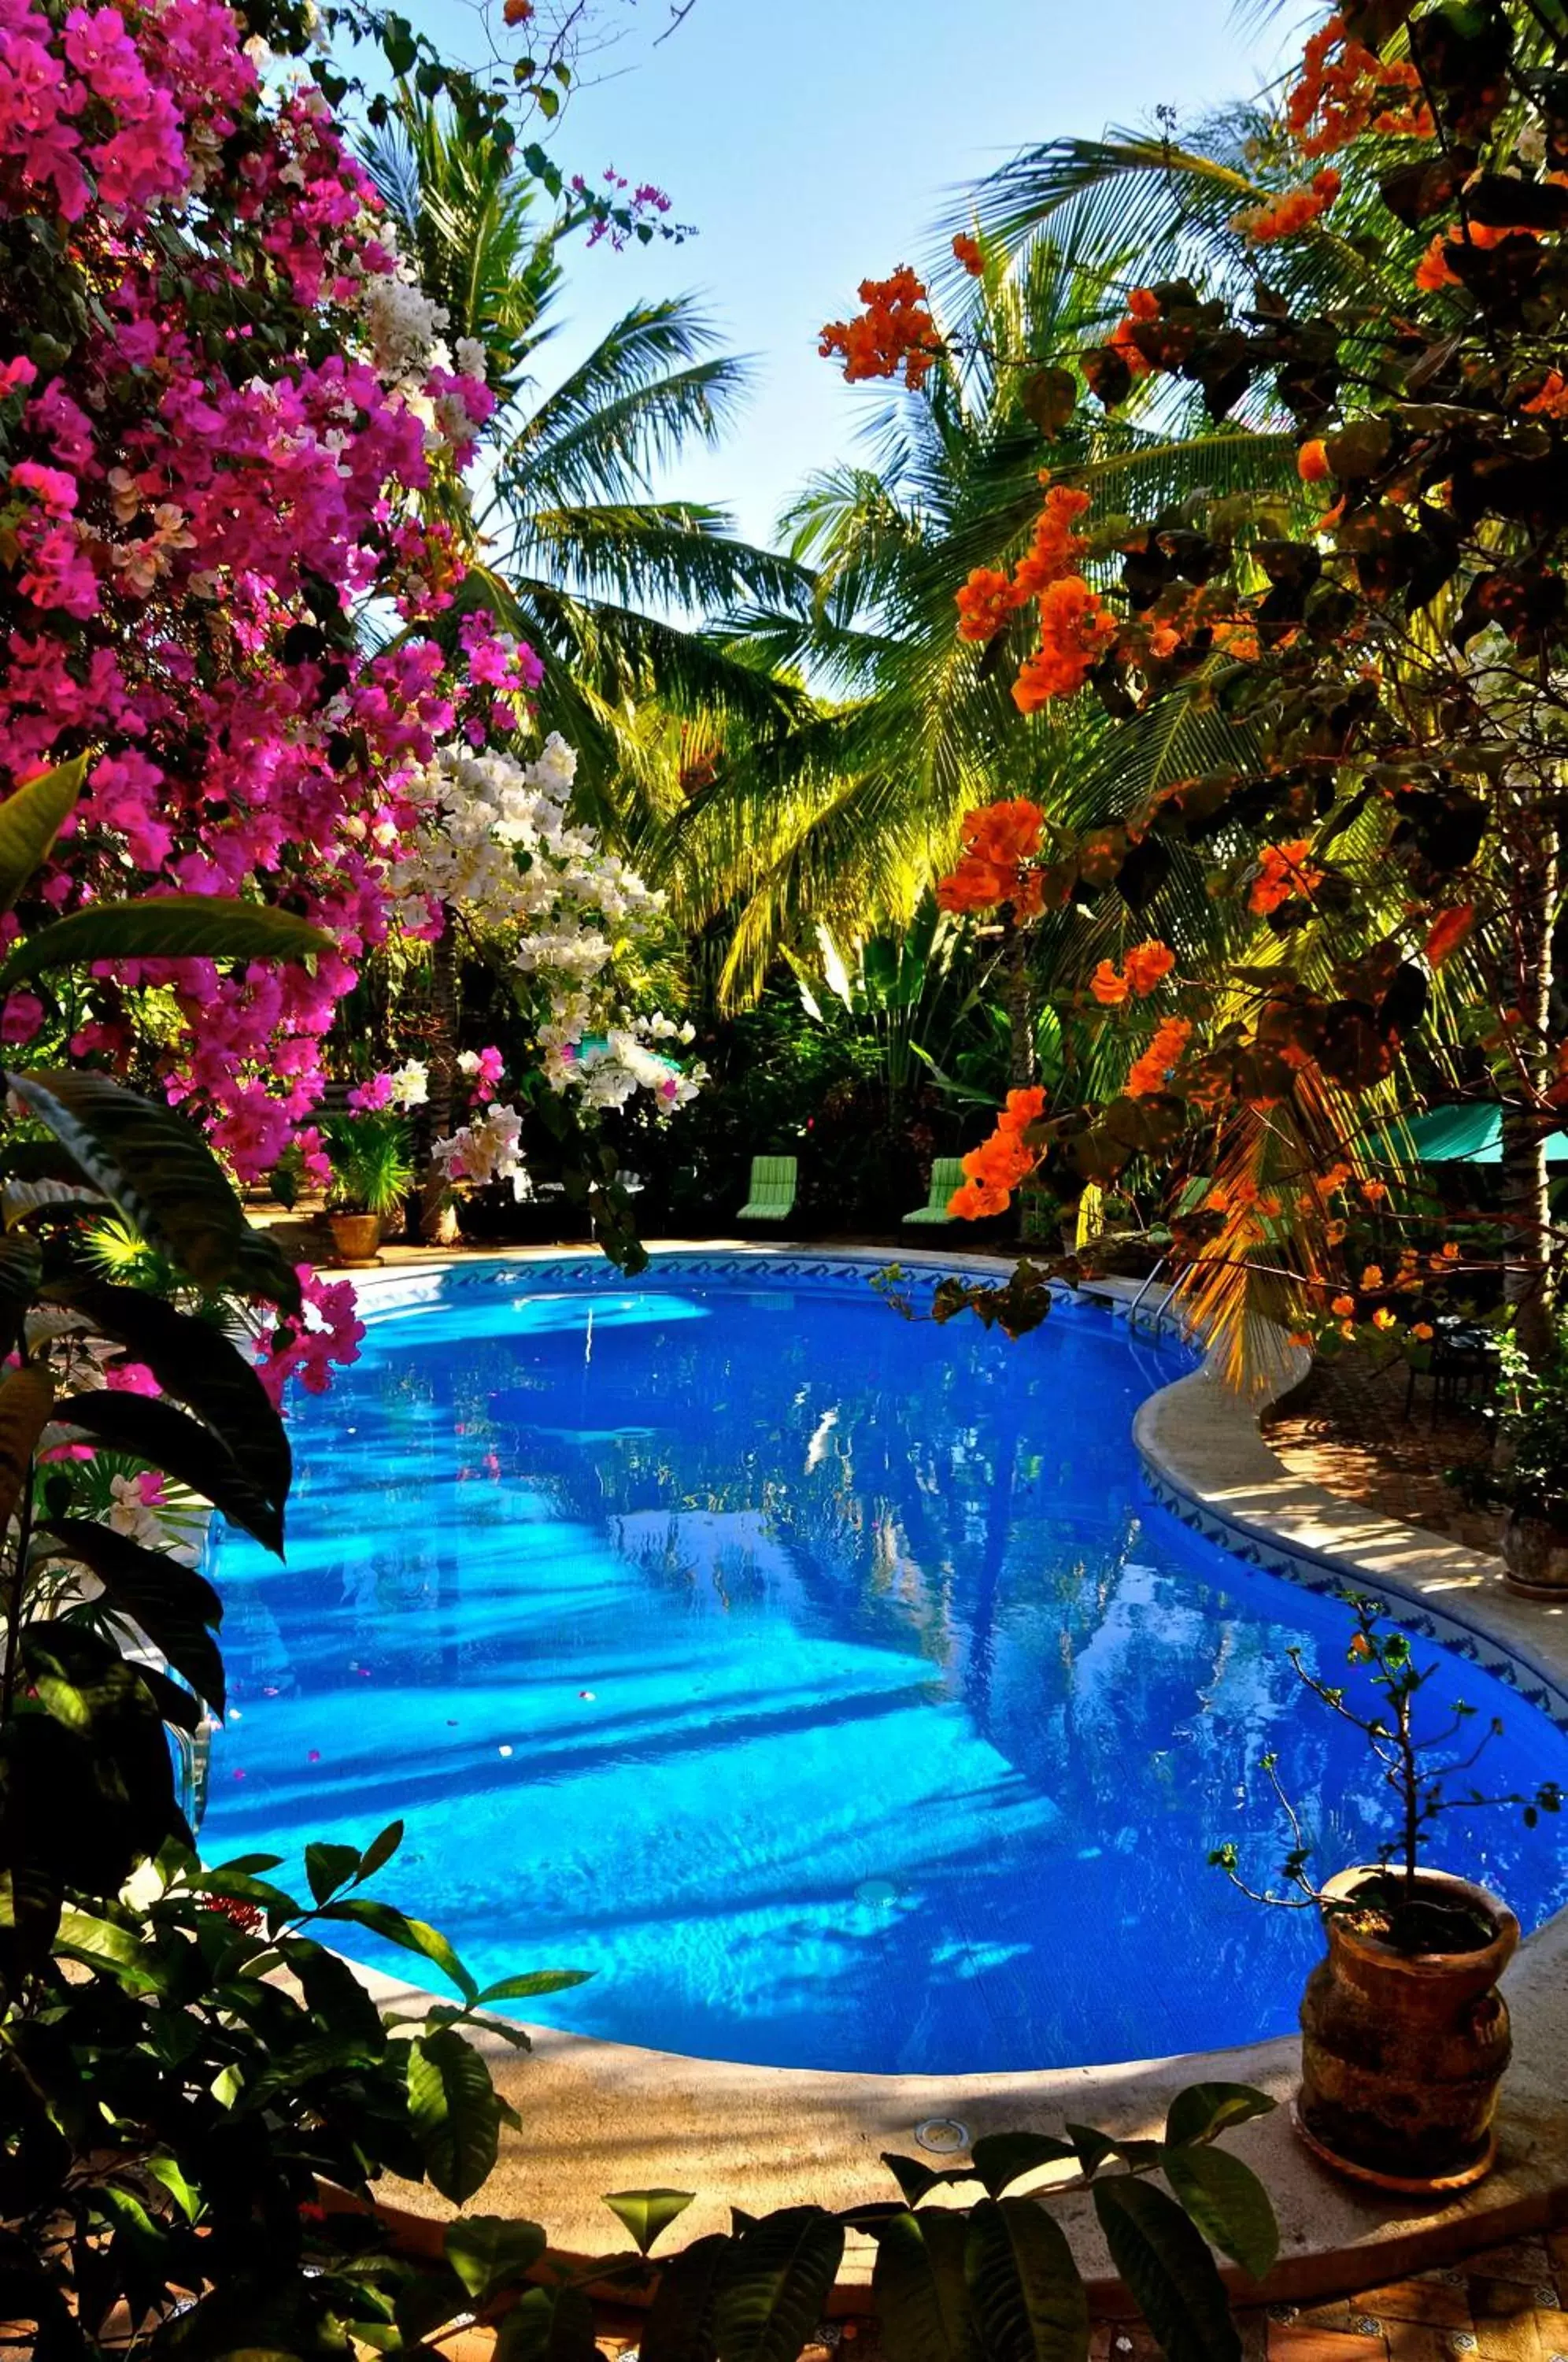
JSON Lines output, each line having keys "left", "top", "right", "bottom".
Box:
{"left": 299, "top": 1242, "right": 1568, "bottom": 2302}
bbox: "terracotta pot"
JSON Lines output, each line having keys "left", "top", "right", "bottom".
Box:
{"left": 1296, "top": 1865, "right": 1518, "bottom": 2191}
{"left": 1501, "top": 1510, "right": 1568, "bottom": 1598}
{"left": 327, "top": 1210, "right": 382, "bottom": 1265}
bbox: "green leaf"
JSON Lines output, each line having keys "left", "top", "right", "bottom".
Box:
{"left": 58, "top": 1388, "right": 283, "bottom": 1554}
{"left": 179, "top": 1865, "right": 298, "bottom": 1918}
{"left": 1064, "top": 2124, "right": 1118, "bottom": 2177}
{"left": 494, "top": 2285, "right": 598, "bottom": 2362}
{"left": 45, "top": 1516, "right": 225, "bottom": 1716}
{"left": 0, "top": 894, "right": 331, "bottom": 994}
{"left": 0, "top": 757, "right": 85, "bottom": 913}
{"left": 602, "top": 2190, "right": 694, "bottom": 2257}
{"left": 406, "top": 2028, "right": 507, "bottom": 2205}
{"left": 969, "top": 2132, "right": 1079, "bottom": 2198}
{"left": 305, "top": 1842, "right": 361, "bottom": 1906}
{"left": 476, "top": 1968, "right": 594, "bottom": 2005}
{"left": 870, "top": 2210, "right": 974, "bottom": 2362}
{"left": 46, "top": 1279, "right": 290, "bottom": 1530}
{"left": 318, "top": 1896, "right": 478, "bottom": 2001}
{"left": 0, "top": 1362, "right": 53, "bottom": 1532}
{"left": 880, "top": 2151, "right": 954, "bottom": 2206}
{"left": 965, "top": 2197, "right": 1089, "bottom": 2362}
{"left": 54, "top": 1905, "right": 167, "bottom": 1991}
{"left": 1163, "top": 2084, "right": 1276, "bottom": 2149}
{"left": 443, "top": 2216, "right": 547, "bottom": 2302}
{"left": 9, "top": 1070, "right": 300, "bottom": 1307}
{"left": 640, "top": 2230, "right": 730, "bottom": 2362}
{"left": 712, "top": 2207, "right": 845, "bottom": 2362}
{"left": 357, "top": 1819, "right": 405, "bottom": 1884}
{"left": 1160, "top": 2149, "right": 1279, "bottom": 2282}
{"left": 1092, "top": 2179, "right": 1241, "bottom": 2362}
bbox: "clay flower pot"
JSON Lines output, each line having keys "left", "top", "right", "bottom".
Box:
{"left": 1501, "top": 1509, "right": 1568, "bottom": 1598}
{"left": 1296, "top": 1865, "right": 1518, "bottom": 2192}
{"left": 327, "top": 1210, "right": 382, "bottom": 1265}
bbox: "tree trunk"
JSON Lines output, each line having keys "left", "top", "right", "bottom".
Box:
{"left": 1004, "top": 930, "right": 1037, "bottom": 1089}
{"left": 418, "top": 908, "right": 460, "bottom": 1246}
{"left": 1498, "top": 813, "right": 1559, "bottom": 1368}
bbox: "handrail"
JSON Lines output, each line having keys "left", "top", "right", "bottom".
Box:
{"left": 1124, "top": 1258, "right": 1169, "bottom": 1333}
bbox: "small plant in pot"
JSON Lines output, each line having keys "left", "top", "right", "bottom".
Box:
{"left": 1452, "top": 1327, "right": 1568, "bottom": 1597}
{"left": 321, "top": 1109, "right": 414, "bottom": 1264}
{"left": 1212, "top": 1594, "right": 1560, "bottom": 2192}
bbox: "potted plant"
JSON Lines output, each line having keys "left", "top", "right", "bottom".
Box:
{"left": 1212, "top": 1594, "right": 1560, "bottom": 2191}
{"left": 1454, "top": 1328, "right": 1568, "bottom": 1597}
{"left": 321, "top": 1109, "right": 414, "bottom": 1264}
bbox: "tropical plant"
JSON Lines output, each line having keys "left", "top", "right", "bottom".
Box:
{"left": 322, "top": 1110, "right": 416, "bottom": 1219}
{"left": 1455, "top": 1325, "right": 1568, "bottom": 1531}
{"left": 818, "top": 0, "right": 1568, "bottom": 1382}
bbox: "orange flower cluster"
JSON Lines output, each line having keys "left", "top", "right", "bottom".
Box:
{"left": 956, "top": 567, "right": 1019, "bottom": 644}
{"left": 1090, "top": 939, "right": 1176, "bottom": 1005}
{"left": 952, "top": 232, "right": 986, "bottom": 276}
{"left": 820, "top": 268, "right": 939, "bottom": 391}
{"left": 1233, "top": 168, "right": 1341, "bottom": 245}
{"left": 1012, "top": 576, "right": 1117, "bottom": 713}
{"left": 1126, "top": 1016, "right": 1193, "bottom": 1098}
{"left": 1523, "top": 371, "right": 1568, "bottom": 419}
{"left": 1298, "top": 439, "right": 1331, "bottom": 483}
{"left": 1415, "top": 219, "right": 1542, "bottom": 293}
{"left": 1013, "top": 480, "right": 1092, "bottom": 600}
{"left": 1107, "top": 285, "right": 1162, "bottom": 379}
{"left": 1250, "top": 839, "right": 1324, "bottom": 916}
{"left": 950, "top": 1087, "right": 1048, "bottom": 1219}
{"left": 937, "top": 798, "right": 1046, "bottom": 916}
{"left": 1285, "top": 13, "right": 1431, "bottom": 159}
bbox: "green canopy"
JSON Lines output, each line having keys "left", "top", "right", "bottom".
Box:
{"left": 1372, "top": 1105, "right": 1568, "bottom": 1165}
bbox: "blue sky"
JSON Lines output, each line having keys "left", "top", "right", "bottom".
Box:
{"left": 427, "top": 0, "right": 1294, "bottom": 550}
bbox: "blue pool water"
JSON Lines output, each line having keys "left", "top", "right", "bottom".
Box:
{"left": 202, "top": 1253, "right": 1568, "bottom": 2074}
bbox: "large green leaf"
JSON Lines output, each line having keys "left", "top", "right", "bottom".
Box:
{"left": 319, "top": 1896, "right": 479, "bottom": 2002}
{"left": 443, "top": 2216, "right": 548, "bottom": 2304}
{"left": 0, "top": 758, "right": 85, "bottom": 914}
{"left": 869, "top": 2210, "right": 974, "bottom": 2362}
{"left": 0, "top": 1362, "right": 53, "bottom": 1535}
{"left": 493, "top": 2284, "right": 599, "bottom": 2362}
{"left": 9, "top": 1071, "right": 299, "bottom": 1309}
{"left": 58, "top": 1388, "right": 283, "bottom": 1554}
{"left": 712, "top": 2206, "right": 844, "bottom": 2362}
{"left": 1092, "top": 2179, "right": 1241, "bottom": 2362}
{"left": 305, "top": 1841, "right": 361, "bottom": 1905}
{"left": 0, "top": 894, "right": 331, "bottom": 993}
{"left": 969, "top": 2132, "right": 1079, "bottom": 2198}
{"left": 0, "top": 1237, "right": 39, "bottom": 1361}
{"left": 406, "top": 2028, "right": 508, "bottom": 2205}
{"left": 602, "top": 2190, "right": 694, "bottom": 2257}
{"left": 1163, "top": 2084, "right": 1276, "bottom": 2149}
{"left": 964, "top": 2197, "right": 1089, "bottom": 2362}
{"left": 18, "top": 1625, "right": 188, "bottom": 1870}
{"left": 1160, "top": 2149, "right": 1279, "bottom": 2283}
{"left": 44, "top": 1281, "right": 290, "bottom": 1531}
{"left": 476, "top": 1968, "right": 594, "bottom": 2005}
{"left": 45, "top": 1516, "right": 224, "bottom": 1715}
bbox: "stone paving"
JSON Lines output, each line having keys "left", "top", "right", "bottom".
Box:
{"left": 1263, "top": 1349, "right": 1504, "bottom": 1557}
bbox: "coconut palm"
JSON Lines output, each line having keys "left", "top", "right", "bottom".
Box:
{"left": 361, "top": 90, "right": 815, "bottom": 836}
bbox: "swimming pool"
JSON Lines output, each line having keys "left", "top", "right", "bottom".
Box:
{"left": 202, "top": 1252, "right": 1568, "bottom": 2075}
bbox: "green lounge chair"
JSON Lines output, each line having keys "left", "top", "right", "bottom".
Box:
{"left": 902, "top": 1155, "right": 966, "bottom": 1226}
{"left": 737, "top": 1154, "right": 797, "bottom": 1224}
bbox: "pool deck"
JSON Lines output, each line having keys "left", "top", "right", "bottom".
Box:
{"left": 328, "top": 1242, "right": 1568, "bottom": 2308}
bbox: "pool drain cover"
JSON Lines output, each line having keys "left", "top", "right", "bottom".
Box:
{"left": 855, "top": 1877, "right": 900, "bottom": 1907}
{"left": 915, "top": 2118, "right": 969, "bottom": 2155}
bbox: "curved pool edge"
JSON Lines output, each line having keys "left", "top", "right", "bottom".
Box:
{"left": 314, "top": 1243, "right": 1568, "bottom": 2301}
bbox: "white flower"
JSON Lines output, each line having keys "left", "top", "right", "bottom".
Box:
{"left": 386, "top": 1059, "right": 429, "bottom": 1110}
{"left": 456, "top": 336, "right": 489, "bottom": 381}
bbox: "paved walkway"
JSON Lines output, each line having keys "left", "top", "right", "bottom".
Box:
{"left": 1263, "top": 1351, "right": 1503, "bottom": 1558}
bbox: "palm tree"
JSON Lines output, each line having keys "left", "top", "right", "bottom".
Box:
{"left": 361, "top": 90, "right": 815, "bottom": 836}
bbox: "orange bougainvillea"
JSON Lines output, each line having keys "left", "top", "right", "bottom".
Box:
{"left": 1233, "top": 168, "right": 1341, "bottom": 245}
{"left": 1284, "top": 13, "right": 1431, "bottom": 157}
{"left": 937, "top": 798, "right": 1046, "bottom": 915}
{"left": 956, "top": 567, "right": 1022, "bottom": 643}
{"left": 1091, "top": 939, "right": 1176, "bottom": 1004}
{"left": 1011, "top": 480, "right": 1092, "bottom": 600}
{"left": 1415, "top": 219, "right": 1542, "bottom": 293}
{"left": 1249, "top": 839, "right": 1325, "bottom": 916}
{"left": 952, "top": 232, "right": 985, "bottom": 276}
{"left": 1298, "top": 439, "right": 1330, "bottom": 483}
{"left": 1012, "top": 576, "right": 1117, "bottom": 713}
{"left": 950, "top": 1086, "right": 1048, "bottom": 1219}
{"left": 1126, "top": 1016, "right": 1193, "bottom": 1098}
{"left": 820, "top": 267, "right": 940, "bottom": 391}
{"left": 1522, "top": 370, "right": 1568, "bottom": 419}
